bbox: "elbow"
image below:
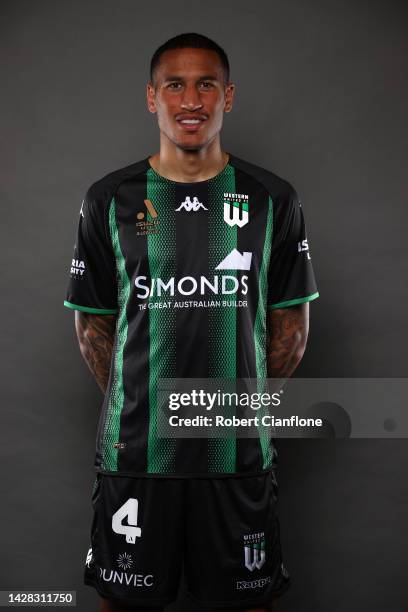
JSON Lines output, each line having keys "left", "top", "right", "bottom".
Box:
{"left": 74, "top": 311, "right": 91, "bottom": 358}
{"left": 78, "top": 334, "right": 90, "bottom": 361}
{"left": 292, "top": 329, "right": 308, "bottom": 365}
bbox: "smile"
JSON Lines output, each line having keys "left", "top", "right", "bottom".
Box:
{"left": 176, "top": 117, "right": 207, "bottom": 132}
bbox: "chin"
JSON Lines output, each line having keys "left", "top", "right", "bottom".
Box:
{"left": 165, "top": 129, "right": 212, "bottom": 152}
{"left": 177, "top": 144, "right": 204, "bottom": 152}
{"left": 175, "top": 138, "right": 210, "bottom": 152}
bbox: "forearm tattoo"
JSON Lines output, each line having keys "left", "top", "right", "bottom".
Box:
{"left": 266, "top": 304, "right": 309, "bottom": 379}
{"left": 75, "top": 312, "right": 117, "bottom": 394}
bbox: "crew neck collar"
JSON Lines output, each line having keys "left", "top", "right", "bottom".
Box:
{"left": 146, "top": 153, "right": 232, "bottom": 186}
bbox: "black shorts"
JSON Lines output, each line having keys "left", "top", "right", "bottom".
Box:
{"left": 84, "top": 471, "right": 290, "bottom": 607}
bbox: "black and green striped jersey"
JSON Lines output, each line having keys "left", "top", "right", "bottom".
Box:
{"left": 64, "top": 154, "right": 319, "bottom": 477}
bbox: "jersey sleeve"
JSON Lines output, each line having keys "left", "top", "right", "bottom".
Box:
{"left": 267, "top": 187, "right": 319, "bottom": 309}
{"left": 63, "top": 189, "right": 118, "bottom": 314}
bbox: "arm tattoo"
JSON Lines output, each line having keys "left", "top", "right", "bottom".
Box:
{"left": 75, "top": 312, "right": 117, "bottom": 394}
{"left": 266, "top": 303, "right": 309, "bottom": 379}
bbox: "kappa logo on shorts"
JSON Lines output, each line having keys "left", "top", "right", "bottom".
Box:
{"left": 243, "top": 532, "right": 266, "bottom": 571}
{"left": 236, "top": 576, "right": 271, "bottom": 590}
{"left": 85, "top": 547, "right": 93, "bottom": 568}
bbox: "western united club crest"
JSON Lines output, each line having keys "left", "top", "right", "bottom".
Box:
{"left": 243, "top": 533, "right": 266, "bottom": 571}
{"left": 224, "top": 193, "right": 249, "bottom": 228}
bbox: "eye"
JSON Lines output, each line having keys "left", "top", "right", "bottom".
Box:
{"left": 200, "top": 81, "right": 214, "bottom": 89}
{"left": 167, "top": 82, "right": 182, "bottom": 90}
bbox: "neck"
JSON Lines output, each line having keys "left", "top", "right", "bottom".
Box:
{"left": 149, "top": 135, "right": 228, "bottom": 183}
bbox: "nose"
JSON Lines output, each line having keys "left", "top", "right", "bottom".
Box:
{"left": 180, "top": 83, "right": 203, "bottom": 110}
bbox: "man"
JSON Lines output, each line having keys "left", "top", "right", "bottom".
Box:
{"left": 64, "top": 32, "right": 318, "bottom": 612}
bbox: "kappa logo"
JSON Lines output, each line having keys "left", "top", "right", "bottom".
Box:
{"left": 236, "top": 576, "right": 271, "bottom": 590}
{"left": 216, "top": 249, "right": 252, "bottom": 271}
{"left": 224, "top": 193, "right": 249, "bottom": 227}
{"left": 175, "top": 196, "right": 208, "bottom": 212}
{"left": 85, "top": 547, "right": 93, "bottom": 568}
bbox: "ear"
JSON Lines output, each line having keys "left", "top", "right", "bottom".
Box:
{"left": 224, "top": 82, "right": 235, "bottom": 114}
{"left": 146, "top": 82, "right": 157, "bottom": 114}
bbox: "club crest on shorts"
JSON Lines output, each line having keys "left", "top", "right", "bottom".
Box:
{"left": 224, "top": 193, "right": 249, "bottom": 227}
{"left": 243, "top": 532, "right": 266, "bottom": 571}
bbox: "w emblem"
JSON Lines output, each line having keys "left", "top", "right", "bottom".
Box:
{"left": 244, "top": 544, "right": 266, "bottom": 571}
{"left": 223, "top": 194, "right": 249, "bottom": 227}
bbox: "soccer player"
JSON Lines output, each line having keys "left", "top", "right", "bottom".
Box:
{"left": 64, "top": 33, "right": 319, "bottom": 612}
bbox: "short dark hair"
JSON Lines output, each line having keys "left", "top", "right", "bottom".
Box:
{"left": 150, "top": 32, "right": 230, "bottom": 85}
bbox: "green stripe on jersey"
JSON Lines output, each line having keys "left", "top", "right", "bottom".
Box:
{"left": 254, "top": 196, "right": 274, "bottom": 469}
{"left": 102, "top": 197, "right": 131, "bottom": 471}
{"left": 208, "top": 164, "right": 237, "bottom": 472}
{"left": 63, "top": 300, "right": 118, "bottom": 314}
{"left": 146, "top": 169, "right": 177, "bottom": 473}
{"left": 268, "top": 292, "right": 320, "bottom": 309}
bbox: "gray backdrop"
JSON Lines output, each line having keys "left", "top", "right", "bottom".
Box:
{"left": 1, "top": 0, "right": 407, "bottom": 610}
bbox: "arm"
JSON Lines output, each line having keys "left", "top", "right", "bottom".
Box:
{"left": 266, "top": 302, "right": 309, "bottom": 379}
{"left": 74, "top": 311, "right": 117, "bottom": 394}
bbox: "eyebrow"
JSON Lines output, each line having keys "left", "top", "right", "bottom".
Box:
{"left": 163, "top": 75, "right": 219, "bottom": 82}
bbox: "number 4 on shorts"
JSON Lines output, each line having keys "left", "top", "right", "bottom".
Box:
{"left": 112, "top": 498, "right": 142, "bottom": 544}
